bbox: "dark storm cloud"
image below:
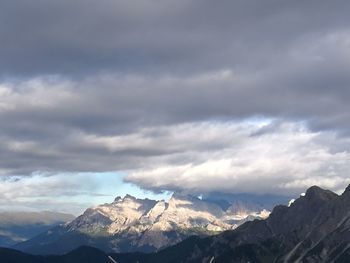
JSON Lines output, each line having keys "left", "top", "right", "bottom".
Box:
{"left": 0, "top": 0, "right": 349, "bottom": 76}
{"left": 0, "top": 0, "right": 350, "bottom": 195}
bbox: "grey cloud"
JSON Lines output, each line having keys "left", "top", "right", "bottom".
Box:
{"left": 0, "top": 60, "right": 350, "bottom": 178}
{"left": 0, "top": 0, "right": 350, "bottom": 76}
{"left": 125, "top": 122, "right": 350, "bottom": 196}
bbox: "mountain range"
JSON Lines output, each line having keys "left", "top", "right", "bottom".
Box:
{"left": 110, "top": 184, "right": 350, "bottom": 262}
{"left": 1, "top": 185, "right": 349, "bottom": 262}
{"left": 14, "top": 192, "right": 285, "bottom": 255}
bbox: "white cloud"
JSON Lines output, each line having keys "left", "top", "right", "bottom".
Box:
{"left": 0, "top": 173, "right": 110, "bottom": 214}
{"left": 125, "top": 121, "right": 350, "bottom": 195}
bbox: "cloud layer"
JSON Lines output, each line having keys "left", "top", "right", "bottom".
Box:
{"left": 126, "top": 121, "right": 350, "bottom": 195}
{"left": 0, "top": 0, "right": 350, "bottom": 77}
{"left": 0, "top": 173, "right": 105, "bottom": 214}
{"left": 0, "top": 0, "right": 350, "bottom": 202}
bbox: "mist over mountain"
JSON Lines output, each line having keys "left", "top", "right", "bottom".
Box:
{"left": 0, "top": 211, "right": 74, "bottom": 248}
{"left": 202, "top": 192, "right": 290, "bottom": 212}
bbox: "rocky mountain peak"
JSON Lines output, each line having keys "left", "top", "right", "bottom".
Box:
{"left": 123, "top": 194, "right": 137, "bottom": 201}
{"left": 303, "top": 185, "right": 338, "bottom": 202}
{"left": 264, "top": 185, "right": 343, "bottom": 237}
{"left": 342, "top": 184, "right": 350, "bottom": 196}
{"left": 113, "top": 196, "right": 122, "bottom": 202}
{"left": 341, "top": 184, "right": 350, "bottom": 203}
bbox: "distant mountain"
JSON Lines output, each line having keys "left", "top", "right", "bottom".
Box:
{"left": 14, "top": 192, "right": 284, "bottom": 255}
{"left": 0, "top": 211, "right": 74, "bottom": 247}
{"left": 202, "top": 192, "right": 290, "bottom": 212}
{"left": 111, "top": 184, "right": 350, "bottom": 263}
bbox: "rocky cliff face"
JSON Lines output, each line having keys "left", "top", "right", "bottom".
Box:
{"left": 14, "top": 192, "right": 277, "bottom": 255}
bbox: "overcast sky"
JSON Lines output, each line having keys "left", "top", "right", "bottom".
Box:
{"left": 1, "top": 0, "right": 350, "bottom": 214}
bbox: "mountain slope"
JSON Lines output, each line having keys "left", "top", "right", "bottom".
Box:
{"left": 15, "top": 192, "right": 278, "bottom": 255}
{"left": 111, "top": 185, "right": 350, "bottom": 263}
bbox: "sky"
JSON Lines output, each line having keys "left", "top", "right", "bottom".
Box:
{"left": 1, "top": 0, "right": 350, "bottom": 214}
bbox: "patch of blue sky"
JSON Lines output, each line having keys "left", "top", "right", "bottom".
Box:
{"left": 87, "top": 172, "right": 172, "bottom": 203}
